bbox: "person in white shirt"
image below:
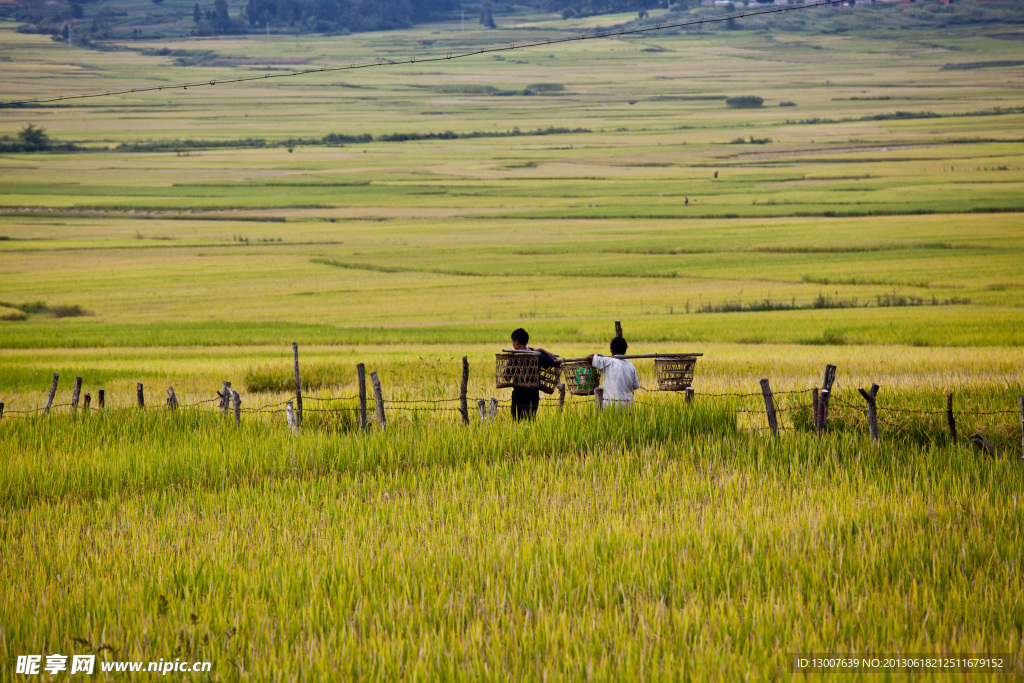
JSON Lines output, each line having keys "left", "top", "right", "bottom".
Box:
{"left": 585, "top": 336, "right": 641, "bottom": 408}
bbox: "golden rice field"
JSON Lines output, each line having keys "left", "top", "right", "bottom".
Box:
{"left": 1, "top": 4, "right": 1023, "bottom": 680}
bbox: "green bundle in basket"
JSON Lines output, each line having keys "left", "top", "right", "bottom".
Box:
{"left": 561, "top": 359, "right": 600, "bottom": 396}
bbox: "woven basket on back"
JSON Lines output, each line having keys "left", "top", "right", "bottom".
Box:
{"left": 495, "top": 353, "right": 560, "bottom": 394}
{"left": 560, "top": 359, "right": 601, "bottom": 396}
{"left": 655, "top": 355, "right": 697, "bottom": 391}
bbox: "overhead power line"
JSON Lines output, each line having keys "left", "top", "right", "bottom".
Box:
{"left": 2, "top": 0, "right": 847, "bottom": 107}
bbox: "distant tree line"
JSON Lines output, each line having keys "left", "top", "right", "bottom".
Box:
{"left": 547, "top": 0, "right": 696, "bottom": 21}
{"left": 4, "top": 0, "right": 1020, "bottom": 45}
{"left": 0, "top": 124, "right": 78, "bottom": 153}
{"left": 241, "top": 0, "right": 695, "bottom": 32}
{"left": 3, "top": 0, "right": 690, "bottom": 41}
{"left": 243, "top": 0, "right": 458, "bottom": 33}
{"left": 114, "top": 125, "right": 591, "bottom": 152}
{"left": 8, "top": 0, "right": 120, "bottom": 44}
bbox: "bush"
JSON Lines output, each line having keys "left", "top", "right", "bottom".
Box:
{"left": 245, "top": 362, "right": 350, "bottom": 393}
{"left": 528, "top": 83, "right": 565, "bottom": 92}
{"left": 48, "top": 304, "right": 89, "bottom": 318}
{"left": 0, "top": 301, "right": 88, "bottom": 318}
{"left": 726, "top": 95, "right": 764, "bottom": 109}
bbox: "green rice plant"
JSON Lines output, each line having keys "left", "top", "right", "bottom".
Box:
{"left": 300, "top": 397, "right": 362, "bottom": 433}
{"left": 790, "top": 385, "right": 1023, "bottom": 454}
{"left": 1, "top": 414, "right": 1021, "bottom": 679}
{"left": 0, "top": 365, "right": 159, "bottom": 394}
{"left": 0, "top": 395, "right": 736, "bottom": 508}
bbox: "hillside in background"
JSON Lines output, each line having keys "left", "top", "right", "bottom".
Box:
{"left": 4, "top": 0, "right": 1023, "bottom": 47}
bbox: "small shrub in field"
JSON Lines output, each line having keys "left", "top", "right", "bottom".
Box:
{"left": 48, "top": 304, "right": 89, "bottom": 318}
{"left": 820, "top": 329, "right": 848, "bottom": 345}
{"left": 245, "top": 362, "right": 350, "bottom": 393}
{"left": 527, "top": 83, "right": 565, "bottom": 93}
{"left": 726, "top": 95, "right": 764, "bottom": 108}
{"left": 8, "top": 301, "right": 47, "bottom": 314}
{"left": 799, "top": 329, "right": 848, "bottom": 346}
{"left": 0, "top": 301, "right": 87, "bottom": 318}
{"left": 301, "top": 400, "right": 361, "bottom": 433}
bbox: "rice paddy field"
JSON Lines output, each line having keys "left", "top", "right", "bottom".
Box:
{"left": 1, "top": 3, "right": 1023, "bottom": 680}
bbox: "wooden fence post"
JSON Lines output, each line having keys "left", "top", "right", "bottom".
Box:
{"left": 98, "top": 389, "right": 105, "bottom": 410}
{"left": 595, "top": 387, "right": 604, "bottom": 411}
{"left": 1019, "top": 396, "right": 1024, "bottom": 459}
{"left": 488, "top": 397, "right": 498, "bottom": 420}
{"left": 232, "top": 389, "right": 241, "bottom": 427}
{"left": 946, "top": 393, "right": 957, "bottom": 446}
{"left": 819, "top": 389, "right": 831, "bottom": 434}
{"left": 822, "top": 364, "right": 837, "bottom": 392}
{"left": 858, "top": 383, "right": 880, "bottom": 443}
{"left": 286, "top": 400, "right": 297, "bottom": 432}
{"left": 812, "top": 388, "right": 820, "bottom": 433}
{"left": 477, "top": 399, "right": 487, "bottom": 422}
{"left": 357, "top": 363, "right": 368, "bottom": 430}
{"left": 615, "top": 320, "right": 623, "bottom": 338}
{"left": 292, "top": 342, "right": 303, "bottom": 427}
{"left": 971, "top": 433, "right": 1001, "bottom": 458}
{"left": 43, "top": 372, "right": 59, "bottom": 415}
{"left": 370, "top": 371, "right": 386, "bottom": 430}
{"left": 71, "top": 377, "right": 82, "bottom": 413}
{"left": 819, "top": 364, "right": 837, "bottom": 432}
{"left": 0, "top": 402, "right": 5, "bottom": 420}
{"left": 166, "top": 387, "right": 179, "bottom": 410}
{"left": 137, "top": 383, "right": 145, "bottom": 409}
{"left": 220, "top": 381, "right": 231, "bottom": 416}
{"left": 83, "top": 394, "right": 91, "bottom": 413}
{"left": 759, "top": 378, "right": 778, "bottom": 437}
{"left": 557, "top": 383, "right": 566, "bottom": 414}
{"left": 459, "top": 356, "right": 470, "bottom": 425}
{"left": 685, "top": 387, "right": 694, "bottom": 404}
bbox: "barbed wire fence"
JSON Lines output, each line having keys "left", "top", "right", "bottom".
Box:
{"left": 2, "top": 345, "right": 1022, "bottom": 458}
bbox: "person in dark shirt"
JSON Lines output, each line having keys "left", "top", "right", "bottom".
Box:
{"left": 509, "top": 328, "right": 557, "bottom": 421}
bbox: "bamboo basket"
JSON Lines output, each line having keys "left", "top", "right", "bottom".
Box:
{"left": 560, "top": 359, "right": 601, "bottom": 396}
{"left": 495, "top": 353, "right": 560, "bottom": 394}
{"left": 655, "top": 355, "right": 697, "bottom": 391}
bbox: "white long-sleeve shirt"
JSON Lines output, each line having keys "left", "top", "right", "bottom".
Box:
{"left": 590, "top": 355, "right": 640, "bottom": 407}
